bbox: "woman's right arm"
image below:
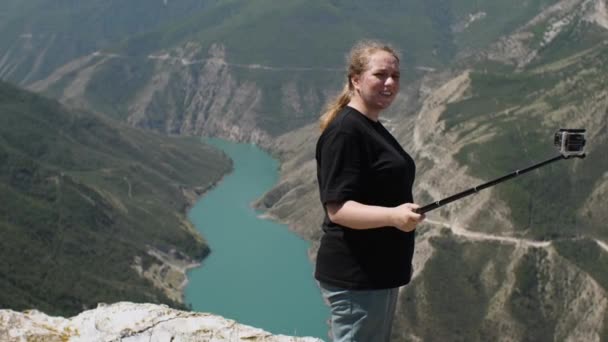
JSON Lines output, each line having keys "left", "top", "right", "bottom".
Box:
{"left": 326, "top": 200, "right": 424, "bottom": 232}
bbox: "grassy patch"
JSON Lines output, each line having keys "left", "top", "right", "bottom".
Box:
{"left": 554, "top": 239, "right": 608, "bottom": 291}
{"left": 508, "top": 248, "right": 556, "bottom": 341}
{"left": 399, "top": 234, "right": 515, "bottom": 341}
{"left": 85, "top": 57, "right": 155, "bottom": 119}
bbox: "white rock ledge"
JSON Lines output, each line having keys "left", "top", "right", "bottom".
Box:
{"left": 0, "top": 302, "right": 324, "bottom": 342}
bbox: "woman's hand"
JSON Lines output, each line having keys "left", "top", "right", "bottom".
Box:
{"left": 389, "top": 203, "right": 424, "bottom": 232}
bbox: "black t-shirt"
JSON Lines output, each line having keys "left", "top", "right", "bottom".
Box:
{"left": 315, "top": 106, "right": 416, "bottom": 289}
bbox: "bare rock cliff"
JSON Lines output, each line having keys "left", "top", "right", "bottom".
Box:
{"left": 0, "top": 302, "right": 322, "bottom": 342}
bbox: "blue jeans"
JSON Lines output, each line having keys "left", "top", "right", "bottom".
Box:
{"left": 319, "top": 282, "right": 399, "bottom": 342}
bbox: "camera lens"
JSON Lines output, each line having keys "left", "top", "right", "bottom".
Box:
{"left": 565, "top": 134, "right": 585, "bottom": 152}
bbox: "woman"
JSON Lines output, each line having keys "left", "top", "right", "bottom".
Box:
{"left": 315, "top": 40, "right": 424, "bottom": 341}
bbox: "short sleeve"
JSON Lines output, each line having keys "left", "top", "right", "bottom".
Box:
{"left": 316, "top": 131, "right": 365, "bottom": 205}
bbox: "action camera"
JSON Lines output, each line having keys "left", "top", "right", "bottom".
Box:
{"left": 554, "top": 129, "right": 586, "bottom": 157}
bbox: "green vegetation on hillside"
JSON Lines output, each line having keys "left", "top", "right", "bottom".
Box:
{"left": 554, "top": 239, "right": 608, "bottom": 291}
{"left": 85, "top": 57, "right": 156, "bottom": 120}
{"left": 118, "top": 0, "right": 559, "bottom": 68}
{"left": 0, "top": 81, "right": 231, "bottom": 316}
{"left": 0, "top": 0, "right": 213, "bottom": 83}
{"left": 440, "top": 33, "right": 608, "bottom": 240}
{"left": 508, "top": 248, "right": 557, "bottom": 341}
{"left": 4, "top": 0, "right": 572, "bottom": 139}
{"left": 395, "top": 233, "right": 515, "bottom": 341}
{"left": 1, "top": 0, "right": 566, "bottom": 81}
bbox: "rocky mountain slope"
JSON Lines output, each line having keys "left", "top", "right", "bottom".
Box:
{"left": 256, "top": 1, "right": 608, "bottom": 340}
{"left": 8, "top": 0, "right": 577, "bottom": 142}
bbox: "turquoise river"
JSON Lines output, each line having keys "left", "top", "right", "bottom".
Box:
{"left": 185, "top": 138, "right": 329, "bottom": 339}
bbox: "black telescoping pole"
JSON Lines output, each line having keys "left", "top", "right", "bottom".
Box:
{"left": 416, "top": 154, "right": 573, "bottom": 214}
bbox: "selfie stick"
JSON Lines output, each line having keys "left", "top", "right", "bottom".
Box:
{"left": 416, "top": 153, "right": 585, "bottom": 214}
{"left": 415, "top": 129, "right": 587, "bottom": 214}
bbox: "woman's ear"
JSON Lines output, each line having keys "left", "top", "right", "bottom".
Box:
{"left": 350, "top": 75, "right": 360, "bottom": 91}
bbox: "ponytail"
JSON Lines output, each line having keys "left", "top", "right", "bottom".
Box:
{"left": 319, "top": 82, "right": 351, "bottom": 132}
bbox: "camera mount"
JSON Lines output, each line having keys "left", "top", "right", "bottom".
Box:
{"left": 415, "top": 129, "right": 587, "bottom": 214}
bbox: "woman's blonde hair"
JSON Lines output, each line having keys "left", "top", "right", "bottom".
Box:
{"left": 319, "top": 40, "right": 400, "bottom": 131}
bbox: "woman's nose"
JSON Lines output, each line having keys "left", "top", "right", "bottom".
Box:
{"left": 385, "top": 76, "right": 398, "bottom": 86}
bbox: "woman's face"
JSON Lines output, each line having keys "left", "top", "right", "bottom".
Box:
{"left": 351, "top": 50, "right": 400, "bottom": 116}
